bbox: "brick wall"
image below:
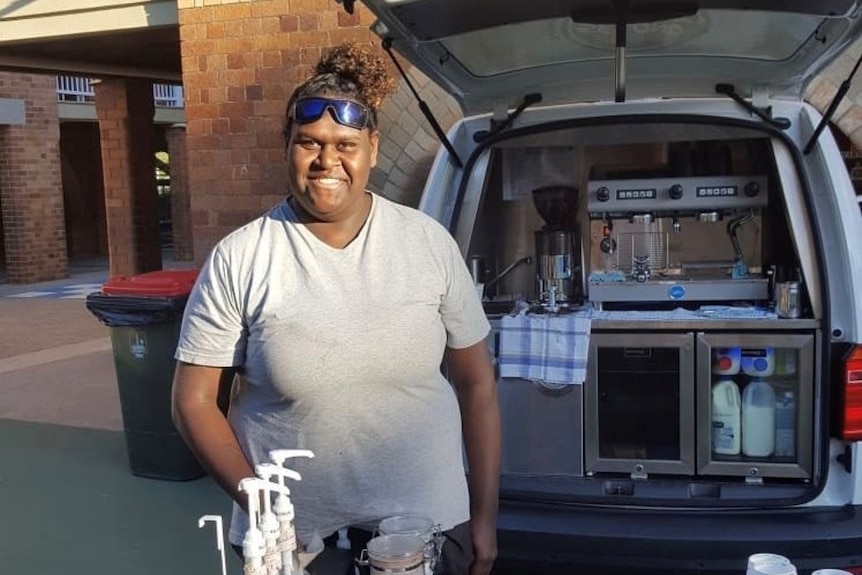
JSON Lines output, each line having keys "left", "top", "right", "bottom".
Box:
{"left": 0, "top": 72, "right": 67, "bottom": 283}
{"left": 805, "top": 37, "right": 862, "bottom": 149}
{"left": 178, "top": 0, "right": 461, "bottom": 262}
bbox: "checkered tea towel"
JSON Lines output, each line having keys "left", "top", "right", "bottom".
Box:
{"left": 497, "top": 312, "right": 591, "bottom": 385}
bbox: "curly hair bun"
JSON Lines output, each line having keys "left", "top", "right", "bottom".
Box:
{"left": 315, "top": 43, "right": 396, "bottom": 112}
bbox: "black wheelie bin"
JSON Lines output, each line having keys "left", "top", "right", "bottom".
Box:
{"left": 86, "top": 268, "right": 204, "bottom": 481}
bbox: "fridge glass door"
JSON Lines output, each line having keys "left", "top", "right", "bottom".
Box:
{"left": 585, "top": 332, "right": 695, "bottom": 476}
{"left": 697, "top": 332, "right": 816, "bottom": 479}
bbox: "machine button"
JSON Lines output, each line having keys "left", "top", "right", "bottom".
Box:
{"left": 668, "top": 184, "right": 684, "bottom": 200}
{"left": 596, "top": 187, "right": 610, "bottom": 202}
{"left": 744, "top": 181, "right": 760, "bottom": 197}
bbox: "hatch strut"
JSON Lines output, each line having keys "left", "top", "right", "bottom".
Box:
{"left": 715, "top": 83, "right": 792, "bottom": 130}
{"left": 803, "top": 50, "right": 862, "bottom": 155}
{"left": 614, "top": 2, "right": 627, "bottom": 102}
{"left": 381, "top": 38, "right": 463, "bottom": 168}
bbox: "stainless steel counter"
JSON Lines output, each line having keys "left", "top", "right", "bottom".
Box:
{"left": 486, "top": 313, "right": 820, "bottom": 332}
{"left": 588, "top": 318, "right": 820, "bottom": 330}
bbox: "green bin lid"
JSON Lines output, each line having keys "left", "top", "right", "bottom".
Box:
{"left": 101, "top": 269, "right": 199, "bottom": 297}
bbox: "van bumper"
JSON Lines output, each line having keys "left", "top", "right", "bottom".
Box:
{"left": 494, "top": 499, "right": 862, "bottom": 574}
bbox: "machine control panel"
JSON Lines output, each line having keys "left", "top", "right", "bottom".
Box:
{"left": 587, "top": 175, "right": 768, "bottom": 217}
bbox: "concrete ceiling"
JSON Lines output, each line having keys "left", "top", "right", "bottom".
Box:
{"left": 0, "top": 26, "right": 180, "bottom": 81}
{"left": 0, "top": 0, "right": 181, "bottom": 81}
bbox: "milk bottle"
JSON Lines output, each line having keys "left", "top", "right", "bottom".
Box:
{"left": 712, "top": 347, "right": 741, "bottom": 375}
{"left": 742, "top": 379, "right": 776, "bottom": 457}
{"left": 741, "top": 348, "right": 776, "bottom": 377}
{"left": 711, "top": 379, "right": 741, "bottom": 455}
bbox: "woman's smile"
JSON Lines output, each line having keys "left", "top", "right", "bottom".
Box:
{"left": 310, "top": 176, "right": 346, "bottom": 189}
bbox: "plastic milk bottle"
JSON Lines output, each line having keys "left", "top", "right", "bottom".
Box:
{"left": 712, "top": 379, "right": 742, "bottom": 455}
{"left": 742, "top": 379, "right": 776, "bottom": 457}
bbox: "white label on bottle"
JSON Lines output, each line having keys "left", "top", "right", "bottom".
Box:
{"left": 278, "top": 525, "right": 297, "bottom": 552}
{"left": 712, "top": 420, "right": 738, "bottom": 453}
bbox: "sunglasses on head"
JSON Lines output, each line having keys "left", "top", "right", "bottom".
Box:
{"left": 292, "top": 97, "right": 371, "bottom": 130}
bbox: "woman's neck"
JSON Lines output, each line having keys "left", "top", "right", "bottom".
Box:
{"left": 288, "top": 192, "right": 372, "bottom": 249}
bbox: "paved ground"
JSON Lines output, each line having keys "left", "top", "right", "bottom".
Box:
{"left": 0, "top": 259, "right": 245, "bottom": 575}
{"left": 0, "top": 258, "right": 630, "bottom": 575}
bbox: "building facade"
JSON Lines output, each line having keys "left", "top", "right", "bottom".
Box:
{"left": 0, "top": 0, "right": 860, "bottom": 282}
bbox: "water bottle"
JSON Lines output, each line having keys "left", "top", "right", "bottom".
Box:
{"left": 774, "top": 389, "right": 796, "bottom": 458}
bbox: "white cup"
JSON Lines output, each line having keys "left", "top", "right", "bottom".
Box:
{"left": 747, "top": 553, "right": 797, "bottom": 575}
{"left": 812, "top": 570, "right": 855, "bottom": 575}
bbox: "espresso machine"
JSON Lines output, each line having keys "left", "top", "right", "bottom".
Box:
{"left": 532, "top": 185, "right": 584, "bottom": 306}
{"left": 585, "top": 174, "right": 769, "bottom": 306}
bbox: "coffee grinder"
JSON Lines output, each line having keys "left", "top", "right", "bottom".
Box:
{"left": 532, "top": 185, "right": 583, "bottom": 306}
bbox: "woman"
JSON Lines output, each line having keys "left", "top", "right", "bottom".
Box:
{"left": 171, "top": 43, "right": 500, "bottom": 575}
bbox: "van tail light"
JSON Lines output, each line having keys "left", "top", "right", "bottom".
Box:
{"left": 843, "top": 345, "right": 862, "bottom": 440}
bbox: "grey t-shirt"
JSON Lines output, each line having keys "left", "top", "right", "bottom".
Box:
{"left": 175, "top": 192, "right": 490, "bottom": 546}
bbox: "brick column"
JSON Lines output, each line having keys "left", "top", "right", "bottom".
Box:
{"left": 165, "top": 125, "right": 193, "bottom": 261}
{"left": 94, "top": 78, "right": 162, "bottom": 277}
{"left": 0, "top": 72, "right": 68, "bottom": 283}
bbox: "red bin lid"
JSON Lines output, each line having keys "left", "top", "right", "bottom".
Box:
{"left": 101, "top": 268, "right": 200, "bottom": 297}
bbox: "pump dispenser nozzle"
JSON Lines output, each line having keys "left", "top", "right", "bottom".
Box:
{"left": 239, "top": 477, "right": 267, "bottom": 575}
{"left": 269, "top": 449, "right": 315, "bottom": 466}
{"left": 255, "top": 466, "right": 298, "bottom": 575}
{"left": 267, "top": 450, "right": 315, "bottom": 575}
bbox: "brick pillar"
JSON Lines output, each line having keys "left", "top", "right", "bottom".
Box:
{"left": 0, "top": 72, "right": 68, "bottom": 283}
{"left": 94, "top": 78, "right": 162, "bottom": 277}
{"left": 165, "top": 125, "right": 193, "bottom": 261}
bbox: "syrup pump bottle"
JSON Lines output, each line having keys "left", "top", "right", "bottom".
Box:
{"left": 240, "top": 477, "right": 295, "bottom": 575}
{"left": 269, "top": 449, "right": 315, "bottom": 575}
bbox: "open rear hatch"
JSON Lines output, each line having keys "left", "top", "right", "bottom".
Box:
{"left": 358, "top": 0, "right": 862, "bottom": 509}
{"left": 362, "top": 0, "right": 862, "bottom": 114}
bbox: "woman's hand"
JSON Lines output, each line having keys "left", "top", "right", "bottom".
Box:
{"left": 447, "top": 341, "right": 501, "bottom": 575}
{"left": 470, "top": 516, "right": 498, "bottom": 575}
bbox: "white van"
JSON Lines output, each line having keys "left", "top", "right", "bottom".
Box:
{"left": 361, "top": 0, "right": 862, "bottom": 573}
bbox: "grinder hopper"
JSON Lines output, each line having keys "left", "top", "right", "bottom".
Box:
{"left": 531, "top": 186, "right": 583, "bottom": 304}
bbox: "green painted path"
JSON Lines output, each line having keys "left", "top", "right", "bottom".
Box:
{"left": 0, "top": 419, "right": 242, "bottom": 575}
